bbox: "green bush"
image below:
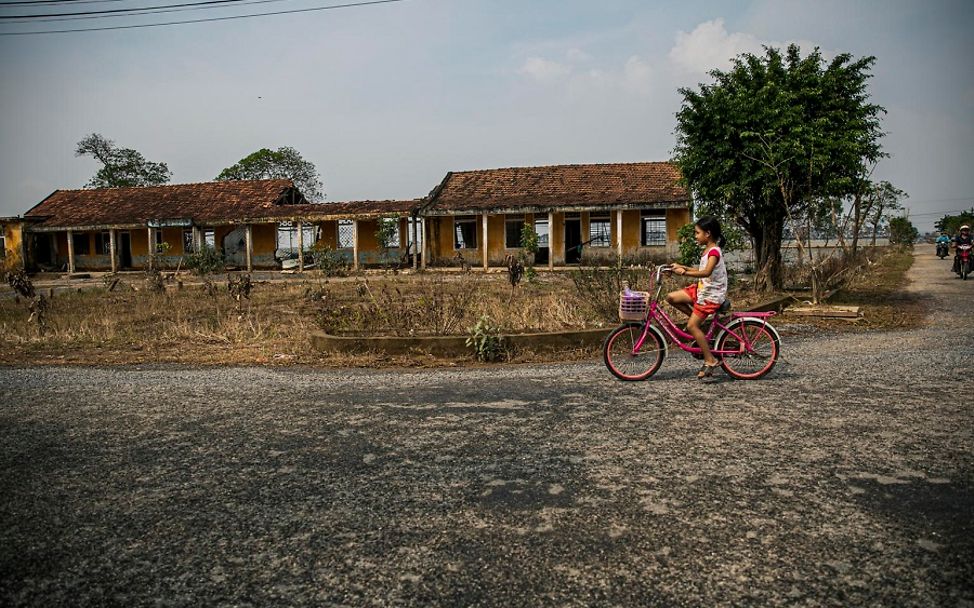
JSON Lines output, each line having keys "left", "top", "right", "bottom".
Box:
{"left": 185, "top": 245, "right": 224, "bottom": 277}
{"left": 466, "top": 315, "right": 505, "bottom": 362}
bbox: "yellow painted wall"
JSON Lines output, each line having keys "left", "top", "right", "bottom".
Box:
{"left": 667, "top": 207, "right": 691, "bottom": 242}
{"left": 2, "top": 222, "right": 24, "bottom": 266}
{"left": 550, "top": 213, "right": 564, "bottom": 264}
{"left": 252, "top": 224, "right": 277, "bottom": 254}
{"left": 356, "top": 219, "right": 379, "bottom": 251}
{"left": 131, "top": 229, "right": 149, "bottom": 256}
{"left": 434, "top": 217, "right": 456, "bottom": 259}
{"left": 622, "top": 210, "right": 641, "bottom": 253}
{"left": 318, "top": 221, "right": 338, "bottom": 249}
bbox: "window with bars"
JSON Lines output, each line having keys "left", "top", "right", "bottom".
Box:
{"left": 505, "top": 217, "right": 524, "bottom": 248}
{"left": 589, "top": 215, "right": 611, "bottom": 247}
{"left": 454, "top": 216, "right": 477, "bottom": 249}
{"left": 641, "top": 211, "right": 667, "bottom": 246}
{"left": 338, "top": 220, "right": 355, "bottom": 248}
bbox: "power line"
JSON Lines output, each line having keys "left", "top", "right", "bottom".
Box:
{"left": 0, "top": 0, "right": 130, "bottom": 6}
{"left": 0, "top": 0, "right": 266, "bottom": 19}
{"left": 5, "top": 0, "right": 288, "bottom": 22}
{"left": 0, "top": 0, "right": 404, "bottom": 33}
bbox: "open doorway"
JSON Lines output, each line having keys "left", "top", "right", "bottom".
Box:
{"left": 564, "top": 218, "right": 582, "bottom": 264}
{"left": 118, "top": 232, "right": 132, "bottom": 269}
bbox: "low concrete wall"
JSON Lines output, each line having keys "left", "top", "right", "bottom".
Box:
{"left": 311, "top": 327, "right": 612, "bottom": 357}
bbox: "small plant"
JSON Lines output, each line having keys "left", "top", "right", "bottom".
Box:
{"left": 185, "top": 245, "right": 224, "bottom": 277}
{"left": 313, "top": 245, "right": 350, "bottom": 277}
{"left": 4, "top": 267, "right": 48, "bottom": 333}
{"left": 466, "top": 314, "right": 505, "bottom": 362}
{"left": 227, "top": 274, "right": 254, "bottom": 309}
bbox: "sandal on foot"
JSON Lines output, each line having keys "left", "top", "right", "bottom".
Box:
{"left": 697, "top": 361, "right": 719, "bottom": 379}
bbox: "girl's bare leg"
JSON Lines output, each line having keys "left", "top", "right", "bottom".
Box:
{"left": 665, "top": 290, "right": 694, "bottom": 318}
{"left": 687, "top": 312, "right": 718, "bottom": 366}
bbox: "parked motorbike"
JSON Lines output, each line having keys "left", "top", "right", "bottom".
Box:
{"left": 956, "top": 244, "right": 972, "bottom": 280}
{"left": 936, "top": 241, "right": 949, "bottom": 259}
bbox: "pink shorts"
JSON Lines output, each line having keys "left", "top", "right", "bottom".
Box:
{"left": 683, "top": 284, "right": 721, "bottom": 318}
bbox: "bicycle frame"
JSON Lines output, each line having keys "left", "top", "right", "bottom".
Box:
{"left": 631, "top": 265, "right": 773, "bottom": 357}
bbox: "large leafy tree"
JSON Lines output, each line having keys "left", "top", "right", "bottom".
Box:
{"left": 674, "top": 45, "right": 886, "bottom": 290}
{"left": 76, "top": 133, "right": 172, "bottom": 188}
{"left": 935, "top": 208, "right": 974, "bottom": 235}
{"left": 215, "top": 147, "right": 324, "bottom": 201}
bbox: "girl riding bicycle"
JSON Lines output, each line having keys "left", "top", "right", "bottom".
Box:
{"left": 665, "top": 216, "right": 728, "bottom": 378}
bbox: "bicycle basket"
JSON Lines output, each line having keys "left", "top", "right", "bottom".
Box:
{"left": 619, "top": 290, "right": 650, "bottom": 321}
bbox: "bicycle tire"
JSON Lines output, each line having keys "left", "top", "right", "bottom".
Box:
{"left": 603, "top": 322, "right": 666, "bottom": 381}
{"left": 715, "top": 319, "right": 780, "bottom": 380}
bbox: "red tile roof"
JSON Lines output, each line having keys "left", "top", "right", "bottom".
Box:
{"left": 25, "top": 180, "right": 304, "bottom": 229}
{"left": 424, "top": 161, "right": 689, "bottom": 214}
{"left": 258, "top": 199, "right": 421, "bottom": 220}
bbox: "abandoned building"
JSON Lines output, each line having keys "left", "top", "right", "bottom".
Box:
{"left": 0, "top": 160, "right": 691, "bottom": 273}
{"left": 420, "top": 161, "right": 691, "bottom": 269}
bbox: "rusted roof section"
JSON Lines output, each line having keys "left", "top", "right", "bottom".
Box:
{"left": 24, "top": 180, "right": 304, "bottom": 229}
{"left": 255, "top": 199, "right": 421, "bottom": 221}
{"left": 424, "top": 161, "right": 689, "bottom": 214}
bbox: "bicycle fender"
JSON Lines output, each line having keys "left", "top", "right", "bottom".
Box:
{"left": 714, "top": 317, "right": 782, "bottom": 358}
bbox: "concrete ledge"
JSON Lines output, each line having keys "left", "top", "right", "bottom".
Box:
{"left": 310, "top": 327, "right": 612, "bottom": 357}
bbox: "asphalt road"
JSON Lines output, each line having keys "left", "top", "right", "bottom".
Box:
{"left": 1, "top": 251, "right": 972, "bottom": 607}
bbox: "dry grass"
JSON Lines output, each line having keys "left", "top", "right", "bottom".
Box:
{"left": 0, "top": 250, "right": 920, "bottom": 367}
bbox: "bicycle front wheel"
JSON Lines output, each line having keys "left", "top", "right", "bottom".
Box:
{"left": 716, "top": 319, "right": 780, "bottom": 380}
{"left": 603, "top": 323, "right": 665, "bottom": 381}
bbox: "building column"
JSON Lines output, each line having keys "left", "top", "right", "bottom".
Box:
{"left": 192, "top": 226, "right": 201, "bottom": 252}
{"left": 352, "top": 219, "right": 359, "bottom": 271}
{"left": 66, "top": 229, "right": 76, "bottom": 273}
{"left": 548, "top": 212, "right": 555, "bottom": 271}
{"left": 481, "top": 213, "right": 489, "bottom": 270}
{"left": 245, "top": 224, "right": 253, "bottom": 272}
{"left": 109, "top": 229, "right": 117, "bottom": 273}
{"left": 420, "top": 218, "right": 427, "bottom": 270}
{"left": 296, "top": 221, "right": 304, "bottom": 272}
{"left": 411, "top": 216, "right": 418, "bottom": 270}
{"left": 617, "top": 209, "right": 624, "bottom": 260}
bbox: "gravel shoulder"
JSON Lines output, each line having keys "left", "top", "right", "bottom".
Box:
{"left": 1, "top": 252, "right": 972, "bottom": 607}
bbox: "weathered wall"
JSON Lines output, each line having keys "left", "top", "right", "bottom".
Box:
{"left": 550, "top": 213, "right": 564, "bottom": 265}
{"left": 2, "top": 222, "right": 24, "bottom": 268}
{"left": 317, "top": 221, "right": 339, "bottom": 249}
{"left": 667, "top": 207, "right": 690, "bottom": 242}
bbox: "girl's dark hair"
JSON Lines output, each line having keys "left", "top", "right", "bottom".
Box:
{"left": 695, "top": 215, "right": 726, "bottom": 248}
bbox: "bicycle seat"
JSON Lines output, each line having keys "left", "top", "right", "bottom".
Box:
{"left": 717, "top": 299, "right": 732, "bottom": 315}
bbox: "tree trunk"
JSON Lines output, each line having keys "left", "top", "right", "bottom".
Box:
{"left": 850, "top": 192, "right": 862, "bottom": 257}
{"left": 752, "top": 216, "right": 784, "bottom": 292}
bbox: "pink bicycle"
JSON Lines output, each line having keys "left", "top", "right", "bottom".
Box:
{"left": 603, "top": 265, "right": 781, "bottom": 381}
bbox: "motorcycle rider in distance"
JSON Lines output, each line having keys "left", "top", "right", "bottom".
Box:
{"left": 936, "top": 232, "right": 951, "bottom": 258}
{"left": 954, "top": 225, "right": 973, "bottom": 273}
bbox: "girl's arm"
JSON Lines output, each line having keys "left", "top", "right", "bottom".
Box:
{"left": 675, "top": 255, "right": 718, "bottom": 278}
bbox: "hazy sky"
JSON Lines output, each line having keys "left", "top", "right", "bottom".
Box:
{"left": 1, "top": 0, "right": 971, "bottom": 230}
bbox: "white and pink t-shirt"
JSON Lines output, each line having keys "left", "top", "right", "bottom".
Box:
{"left": 697, "top": 246, "right": 727, "bottom": 304}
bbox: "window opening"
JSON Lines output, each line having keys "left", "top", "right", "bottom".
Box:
{"left": 589, "top": 215, "right": 611, "bottom": 247}
{"left": 338, "top": 220, "right": 355, "bottom": 248}
{"left": 505, "top": 216, "right": 524, "bottom": 248}
{"left": 454, "top": 216, "right": 477, "bottom": 249}
{"left": 72, "top": 232, "right": 90, "bottom": 255}
{"left": 641, "top": 211, "right": 666, "bottom": 246}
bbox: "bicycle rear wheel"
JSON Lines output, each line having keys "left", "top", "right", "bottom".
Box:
{"left": 716, "top": 319, "right": 780, "bottom": 380}
{"left": 603, "top": 323, "right": 665, "bottom": 381}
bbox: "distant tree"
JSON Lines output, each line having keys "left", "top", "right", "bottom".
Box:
{"left": 864, "top": 181, "right": 908, "bottom": 246}
{"left": 674, "top": 44, "right": 886, "bottom": 290}
{"left": 934, "top": 207, "right": 974, "bottom": 235}
{"left": 215, "top": 147, "right": 324, "bottom": 201}
{"left": 888, "top": 216, "right": 918, "bottom": 246}
{"left": 75, "top": 133, "right": 172, "bottom": 188}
